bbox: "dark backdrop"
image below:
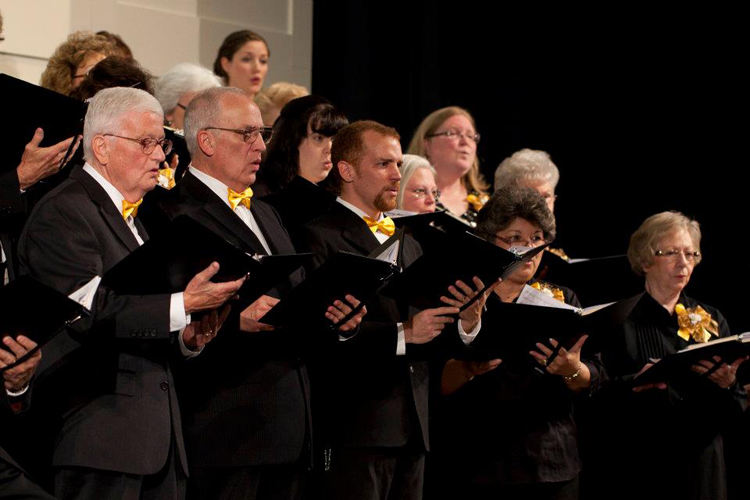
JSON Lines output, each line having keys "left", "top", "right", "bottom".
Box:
{"left": 312, "top": 3, "right": 749, "bottom": 331}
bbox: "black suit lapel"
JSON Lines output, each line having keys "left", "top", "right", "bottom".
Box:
{"left": 70, "top": 167, "right": 141, "bottom": 252}
{"left": 333, "top": 204, "right": 381, "bottom": 255}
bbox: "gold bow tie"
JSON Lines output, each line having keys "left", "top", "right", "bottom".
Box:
{"left": 121, "top": 199, "right": 143, "bottom": 220}
{"left": 363, "top": 216, "right": 396, "bottom": 237}
{"left": 228, "top": 187, "right": 253, "bottom": 210}
{"left": 675, "top": 303, "right": 719, "bottom": 343}
{"left": 158, "top": 167, "right": 175, "bottom": 189}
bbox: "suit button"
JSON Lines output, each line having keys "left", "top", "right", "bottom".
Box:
{"left": 160, "top": 381, "right": 169, "bottom": 391}
{"left": 130, "top": 332, "right": 137, "bottom": 338}
{"left": 409, "top": 365, "right": 415, "bottom": 374}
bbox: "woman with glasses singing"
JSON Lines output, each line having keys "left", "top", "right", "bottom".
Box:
{"left": 430, "top": 186, "right": 599, "bottom": 500}
{"left": 396, "top": 154, "right": 439, "bottom": 213}
{"left": 407, "top": 106, "right": 490, "bottom": 226}
{"left": 584, "top": 211, "right": 746, "bottom": 500}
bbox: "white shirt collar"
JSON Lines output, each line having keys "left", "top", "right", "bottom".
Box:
{"left": 189, "top": 165, "right": 238, "bottom": 211}
{"left": 83, "top": 163, "right": 127, "bottom": 214}
{"left": 336, "top": 197, "right": 384, "bottom": 221}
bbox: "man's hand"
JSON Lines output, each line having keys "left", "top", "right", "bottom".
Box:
{"left": 239, "top": 295, "right": 278, "bottom": 332}
{"left": 691, "top": 355, "right": 748, "bottom": 389}
{"left": 0, "top": 335, "right": 42, "bottom": 393}
{"left": 440, "top": 276, "right": 500, "bottom": 332}
{"left": 16, "top": 128, "right": 80, "bottom": 190}
{"left": 325, "top": 294, "right": 367, "bottom": 332}
{"left": 183, "top": 262, "right": 245, "bottom": 314}
{"left": 182, "top": 304, "right": 232, "bottom": 350}
{"left": 403, "top": 306, "right": 459, "bottom": 344}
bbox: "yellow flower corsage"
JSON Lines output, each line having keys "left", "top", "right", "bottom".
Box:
{"left": 158, "top": 167, "right": 176, "bottom": 190}
{"left": 547, "top": 247, "right": 570, "bottom": 262}
{"left": 466, "top": 192, "right": 489, "bottom": 212}
{"left": 675, "top": 303, "right": 719, "bottom": 343}
{"left": 531, "top": 282, "right": 565, "bottom": 303}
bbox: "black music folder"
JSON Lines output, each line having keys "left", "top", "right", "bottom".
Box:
{"left": 0, "top": 73, "right": 86, "bottom": 174}
{"left": 461, "top": 293, "right": 643, "bottom": 364}
{"left": 261, "top": 251, "right": 399, "bottom": 329}
{"left": 389, "top": 209, "right": 473, "bottom": 236}
{"left": 0, "top": 275, "right": 86, "bottom": 371}
{"left": 100, "top": 215, "right": 311, "bottom": 303}
{"left": 380, "top": 224, "right": 548, "bottom": 310}
{"left": 633, "top": 333, "right": 750, "bottom": 386}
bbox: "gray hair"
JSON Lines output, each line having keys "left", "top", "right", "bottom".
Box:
{"left": 83, "top": 87, "right": 163, "bottom": 161}
{"left": 183, "top": 86, "right": 247, "bottom": 157}
{"left": 155, "top": 63, "right": 221, "bottom": 116}
{"left": 397, "top": 154, "right": 436, "bottom": 209}
{"left": 475, "top": 186, "right": 556, "bottom": 244}
{"left": 628, "top": 211, "right": 702, "bottom": 276}
{"left": 494, "top": 148, "right": 560, "bottom": 192}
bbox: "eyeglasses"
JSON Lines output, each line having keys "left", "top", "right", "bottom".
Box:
{"left": 495, "top": 234, "right": 546, "bottom": 248}
{"left": 176, "top": 103, "right": 187, "bottom": 111}
{"left": 427, "top": 129, "right": 481, "bottom": 144}
{"left": 654, "top": 249, "right": 701, "bottom": 261}
{"left": 103, "top": 134, "right": 173, "bottom": 155}
{"left": 410, "top": 188, "right": 441, "bottom": 200}
{"left": 204, "top": 126, "right": 273, "bottom": 144}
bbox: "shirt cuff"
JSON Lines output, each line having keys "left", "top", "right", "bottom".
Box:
{"left": 170, "top": 292, "right": 190, "bottom": 332}
{"left": 177, "top": 326, "right": 203, "bottom": 358}
{"left": 458, "top": 317, "right": 482, "bottom": 346}
{"left": 6, "top": 385, "right": 29, "bottom": 398}
{"left": 396, "top": 322, "right": 406, "bottom": 355}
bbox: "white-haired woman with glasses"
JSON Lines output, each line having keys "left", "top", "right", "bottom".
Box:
{"left": 494, "top": 148, "right": 559, "bottom": 213}
{"left": 155, "top": 63, "right": 221, "bottom": 130}
{"left": 407, "top": 106, "right": 489, "bottom": 226}
{"left": 586, "top": 211, "right": 746, "bottom": 500}
{"left": 396, "top": 154, "right": 440, "bottom": 213}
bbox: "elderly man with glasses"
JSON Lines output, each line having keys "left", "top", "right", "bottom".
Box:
{"left": 18, "top": 87, "right": 244, "bottom": 500}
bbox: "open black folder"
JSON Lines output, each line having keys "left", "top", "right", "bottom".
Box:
{"left": 100, "top": 215, "right": 311, "bottom": 303}
{"left": 0, "top": 275, "right": 86, "bottom": 372}
{"left": 379, "top": 224, "right": 548, "bottom": 310}
{"left": 632, "top": 332, "right": 750, "bottom": 386}
{"left": 460, "top": 293, "right": 643, "bottom": 364}
{"left": 0, "top": 73, "right": 86, "bottom": 174}
{"left": 260, "top": 251, "right": 399, "bottom": 330}
{"left": 389, "top": 209, "right": 473, "bottom": 236}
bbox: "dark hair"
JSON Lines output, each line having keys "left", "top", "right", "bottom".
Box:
{"left": 213, "top": 30, "right": 269, "bottom": 82}
{"left": 325, "top": 120, "right": 400, "bottom": 195}
{"left": 258, "top": 95, "right": 348, "bottom": 193}
{"left": 475, "top": 186, "right": 556, "bottom": 243}
{"left": 96, "top": 31, "right": 133, "bottom": 59}
{"left": 69, "top": 56, "right": 154, "bottom": 101}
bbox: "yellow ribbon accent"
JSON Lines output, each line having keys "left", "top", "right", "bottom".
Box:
{"left": 675, "top": 303, "right": 719, "bottom": 343}
{"left": 466, "top": 192, "right": 489, "bottom": 212}
{"left": 531, "top": 282, "right": 566, "bottom": 303}
{"left": 547, "top": 247, "right": 570, "bottom": 262}
{"left": 158, "top": 167, "right": 175, "bottom": 189}
{"left": 363, "top": 216, "right": 396, "bottom": 237}
{"left": 228, "top": 187, "right": 253, "bottom": 211}
{"left": 121, "top": 199, "right": 143, "bottom": 220}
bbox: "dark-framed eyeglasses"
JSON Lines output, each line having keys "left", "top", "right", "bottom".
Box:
{"left": 426, "top": 129, "right": 481, "bottom": 144}
{"left": 654, "top": 249, "right": 701, "bottom": 261}
{"left": 103, "top": 134, "right": 173, "bottom": 155}
{"left": 204, "top": 126, "right": 273, "bottom": 144}
{"left": 410, "top": 188, "right": 441, "bottom": 200}
{"left": 176, "top": 103, "right": 188, "bottom": 111}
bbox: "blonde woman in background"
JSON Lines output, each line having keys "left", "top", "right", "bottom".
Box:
{"left": 255, "top": 82, "right": 309, "bottom": 126}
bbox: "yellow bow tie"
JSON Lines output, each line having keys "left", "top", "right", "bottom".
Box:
{"left": 363, "top": 216, "right": 396, "bottom": 237}
{"left": 228, "top": 187, "right": 253, "bottom": 211}
{"left": 122, "top": 199, "right": 143, "bottom": 220}
{"left": 158, "top": 167, "right": 175, "bottom": 189}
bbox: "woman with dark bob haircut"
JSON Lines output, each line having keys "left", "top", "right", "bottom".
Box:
{"left": 257, "top": 95, "right": 348, "bottom": 234}
{"left": 430, "top": 186, "right": 601, "bottom": 500}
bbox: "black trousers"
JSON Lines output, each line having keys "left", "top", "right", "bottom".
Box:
{"left": 0, "top": 449, "right": 56, "bottom": 500}
{"left": 188, "top": 463, "right": 306, "bottom": 500}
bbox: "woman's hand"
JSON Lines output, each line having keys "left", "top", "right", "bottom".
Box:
{"left": 440, "top": 276, "right": 501, "bottom": 332}
{"left": 632, "top": 363, "right": 668, "bottom": 392}
{"left": 691, "top": 355, "right": 748, "bottom": 389}
{"left": 530, "top": 335, "right": 591, "bottom": 391}
{"left": 441, "top": 358, "right": 502, "bottom": 396}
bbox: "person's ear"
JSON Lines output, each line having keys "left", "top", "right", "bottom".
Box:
{"left": 339, "top": 161, "right": 354, "bottom": 183}
{"left": 91, "top": 135, "right": 109, "bottom": 165}
{"left": 197, "top": 130, "right": 215, "bottom": 156}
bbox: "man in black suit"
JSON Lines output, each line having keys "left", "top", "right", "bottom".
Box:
{"left": 149, "top": 86, "right": 367, "bottom": 500}
{"left": 18, "top": 87, "right": 244, "bottom": 500}
{"left": 295, "top": 120, "right": 487, "bottom": 500}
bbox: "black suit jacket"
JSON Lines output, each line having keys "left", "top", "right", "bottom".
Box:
{"left": 0, "top": 169, "right": 26, "bottom": 282}
{"left": 149, "top": 170, "right": 310, "bottom": 467}
{"left": 295, "top": 202, "right": 435, "bottom": 450}
{"left": 17, "top": 166, "right": 188, "bottom": 476}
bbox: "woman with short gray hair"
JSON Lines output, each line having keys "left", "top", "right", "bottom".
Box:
{"left": 494, "top": 148, "right": 559, "bottom": 213}
{"left": 155, "top": 63, "right": 221, "bottom": 130}
{"left": 396, "top": 154, "right": 439, "bottom": 213}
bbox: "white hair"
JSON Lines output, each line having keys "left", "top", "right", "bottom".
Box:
{"left": 494, "top": 148, "right": 560, "bottom": 192}
{"left": 83, "top": 87, "right": 163, "bottom": 161}
{"left": 155, "top": 63, "right": 221, "bottom": 115}
{"left": 397, "top": 154, "right": 436, "bottom": 209}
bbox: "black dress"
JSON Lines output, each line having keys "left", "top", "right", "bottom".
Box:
{"left": 585, "top": 292, "right": 746, "bottom": 500}
{"left": 430, "top": 283, "right": 601, "bottom": 500}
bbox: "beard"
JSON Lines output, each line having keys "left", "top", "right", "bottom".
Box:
{"left": 374, "top": 188, "right": 397, "bottom": 212}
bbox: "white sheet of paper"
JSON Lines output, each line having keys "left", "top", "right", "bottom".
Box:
{"left": 68, "top": 276, "right": 101, "bottom": 311}
{"left": 517, "top": 285, "right": 579, "bottom": 311}
{"left": 373, "top": 240, "right": 400, "bottom": 265}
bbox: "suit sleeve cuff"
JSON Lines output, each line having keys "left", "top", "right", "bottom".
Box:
{"left": 170, "top": 292, "right": 190, "bottom": 332}
{"left": 6, "top": 385, "right": 29, "bottom": 397}
{"left": 458, "top": 318, "right": 482, "bottom": 346}
{"left": 396, "top": 322, "right": 406, "bottom": 355}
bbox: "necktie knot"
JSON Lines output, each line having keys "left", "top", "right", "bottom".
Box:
{"left": 121, "top": 199, "right": 143, "bottom": 220}
{"left": 363, "top": 216, "right": 396, "bottom": 237}
{"left": 228, "top": 187, "right": 253, "bottom": 211}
